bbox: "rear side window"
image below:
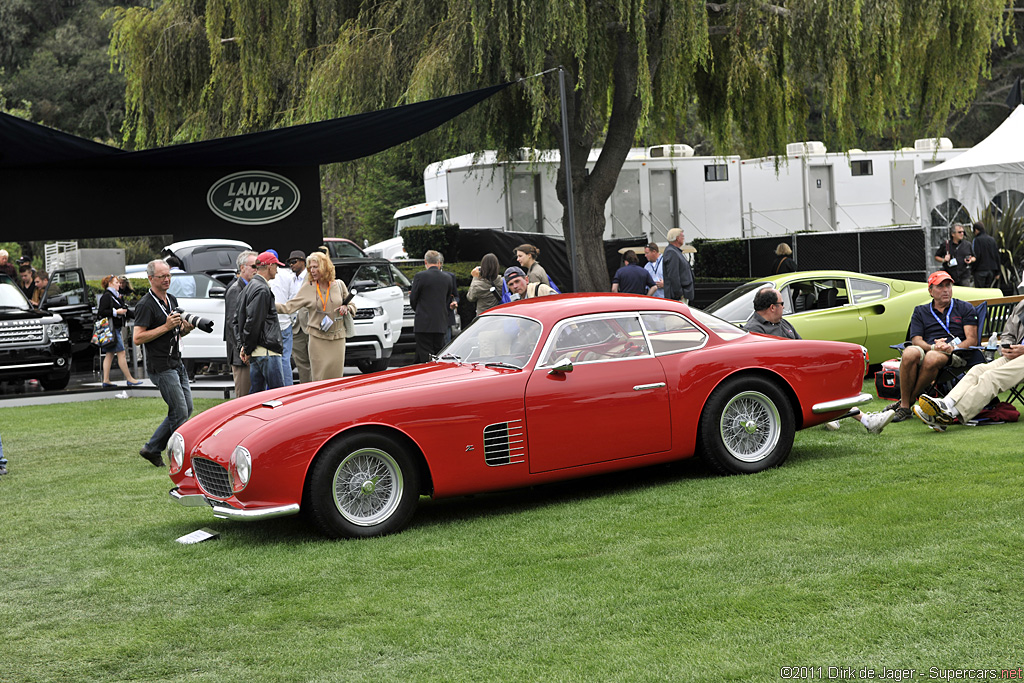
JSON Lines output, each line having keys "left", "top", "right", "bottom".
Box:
{"left": 640, "top": 313, "right": 708, "bottom": 354}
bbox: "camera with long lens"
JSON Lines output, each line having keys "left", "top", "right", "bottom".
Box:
{"left": 172, "top": 307, "right": 214, "bottom": 333}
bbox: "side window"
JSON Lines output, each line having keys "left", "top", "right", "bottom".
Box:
{"left": 788, "top": 279, "right": 849, "bottom": 312}
{"left": 850, "top": 278, "right": 889, "bottom": 305}
{"left": 351, "top": 264, "right": 392, "bottom": 292}
{"left": 640, "top": 313, "right": 707, "bottom": 354}
{"left": 780, "top": 287, "right": 795, "bottom": 315}
{"left": 168, "top": 276, "right": 197, "bottom": 299}
{"left": 541, "top": 315, "right": 649, "bottom": 365}
{"left": 50, "top": 270, "right": 86, "bottom": 305}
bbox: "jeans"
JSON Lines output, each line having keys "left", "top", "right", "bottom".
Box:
{"left": 144, "top": 364, "right": 193, "bottom": 454}
{"left": 249, "top": 354, "right": 287, "bottom": 393}
{"left": 278, "top": 325, "right": 294, "bottom": 385}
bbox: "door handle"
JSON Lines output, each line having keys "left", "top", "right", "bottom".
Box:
{"left": 633, "top": 382, "right": 666, "bottom": 391}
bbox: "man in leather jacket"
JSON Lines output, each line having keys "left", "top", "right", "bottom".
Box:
{"left": 225, "top": 250, "right": 257, "bottom": 397}
{"left": 236, "top": 251, "right": 286, "bottom": 393}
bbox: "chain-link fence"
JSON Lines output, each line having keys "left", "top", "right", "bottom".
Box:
{"left": 743, "top": 227, "right": 928, "bottom": 282}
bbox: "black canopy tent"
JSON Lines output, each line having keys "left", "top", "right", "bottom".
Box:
{"left": 0, "top": 82, "right": 511, "bottom": 251}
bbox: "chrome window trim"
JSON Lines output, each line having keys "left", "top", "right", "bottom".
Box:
{"left": 536, "top": 312, "right": 650, "bottom": 367}
{"left": 640, "top": 311, "right": 710, "bottom": 357}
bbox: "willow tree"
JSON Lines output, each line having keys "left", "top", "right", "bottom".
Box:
{"left": 109, "top": 0, "right": 1014, "bottom": 291}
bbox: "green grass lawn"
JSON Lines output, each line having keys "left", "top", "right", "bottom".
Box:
{"left": 1, "top": 386, "right": 1021, "bottom": 682}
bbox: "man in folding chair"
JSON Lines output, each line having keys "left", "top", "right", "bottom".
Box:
{"left": 914, "top": 297, "right": 1024, "bottom": 431}
{"left": 886, "top": 271, "right": 979, "bottom": 422}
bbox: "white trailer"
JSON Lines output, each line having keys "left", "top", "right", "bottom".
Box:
{"left": 738, "top": 139, "right": 963, "bottom": 236}
{"left": 406, "top": 146, "right": 744, "bottom": 243}
{"left": 373, "top": 139, "right": 967, "bottom": 258}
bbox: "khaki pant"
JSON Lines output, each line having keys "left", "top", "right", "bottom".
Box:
{"left": 946, "top": 353, "right": 1024, "bottom": 421}
{"left": 309, "top": 335, "right": 346, "bottom": 381}
{"left": 231, "top": 363, "right": 250, "bottom": 398}
{"left": 292, "top": 324, "right": 312, "bottom": 383}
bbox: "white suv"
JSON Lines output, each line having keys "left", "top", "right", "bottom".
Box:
{"left": 168, "top": 272, "right": 394, "bottom": 378}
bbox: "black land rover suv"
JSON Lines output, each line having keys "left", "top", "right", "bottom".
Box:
{"left": 0, "top": 275, "right": 72, "bottom": 390}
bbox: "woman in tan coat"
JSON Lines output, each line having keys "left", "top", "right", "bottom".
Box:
{"left": 276, "top": 252, "right": 356, "bottom": 381}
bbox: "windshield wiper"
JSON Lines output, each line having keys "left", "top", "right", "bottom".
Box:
{"left": 484, "top": 361, "right": 521, "bottom": 370}
{"left": 436, "top": 352, "right": 462, "bottom": 364}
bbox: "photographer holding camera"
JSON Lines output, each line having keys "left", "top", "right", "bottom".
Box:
{"left": 134, "top": 259, "right": 194, "bottom": 468}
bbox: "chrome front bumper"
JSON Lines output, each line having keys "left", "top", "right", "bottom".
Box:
{"left": 170, "top": 487, "right": 300, "bottom": 521}
{"left": 811, "top": 393, "right": 872, "bottom": 414}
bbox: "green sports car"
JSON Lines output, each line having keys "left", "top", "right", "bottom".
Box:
{"left": 705, "top": 270, "right": 1002, "bottom": 364}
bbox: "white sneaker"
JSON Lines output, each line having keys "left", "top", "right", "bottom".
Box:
{"left": 860, "top": 410, "right": 896, "bottom": 434}
{"left": 824, "top": 420, "right": 841, "bottom": 431}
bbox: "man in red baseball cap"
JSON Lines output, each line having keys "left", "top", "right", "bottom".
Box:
{"left": 882, "top": 269, "right": 978, "bottom": 422}
{"left": 235, "top": 251, "right": 287, "bottom": 392}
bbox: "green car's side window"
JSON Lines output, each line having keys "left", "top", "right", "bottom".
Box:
{"left": 850, "top": 278, "right": 889, "bottom": 305}
{"left": 785, "top": 279, "right": 850, "bottom": 313}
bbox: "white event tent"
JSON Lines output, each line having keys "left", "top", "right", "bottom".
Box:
{"left": 917, "top": 104, "right": 1024, "bottom": 226}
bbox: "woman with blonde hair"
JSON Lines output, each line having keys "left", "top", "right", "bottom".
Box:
{"left": 514, "top": 243, "right": 550, "bottom": 286}
{"left": 276, "top": 251, "right": 356, "bottom": 380}
{"left": 772, "top": 243, "right": 796, "bottom": 274}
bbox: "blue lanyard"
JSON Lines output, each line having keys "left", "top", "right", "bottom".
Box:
{"left": 930, "top": 303, "right": 953, "bottom": 337}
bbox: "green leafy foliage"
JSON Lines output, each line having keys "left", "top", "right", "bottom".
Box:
{"left": 402, "top": 224, "right": 462, "bottom": 263}
{"left": 692, "top": 238, "right": 749, "bottom": 279}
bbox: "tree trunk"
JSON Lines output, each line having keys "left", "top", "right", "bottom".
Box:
{"left": 555, "top": 26, "right": 644, "bottom": 292}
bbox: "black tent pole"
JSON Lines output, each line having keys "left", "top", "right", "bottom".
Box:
{"left": 558, "top": 66, "right": 580, "bottom": 292}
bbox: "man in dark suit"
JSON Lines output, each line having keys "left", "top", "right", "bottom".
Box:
{"left": 410, "top": 250, "right": 457, "bottom": 363}
{"left": 663, "top": 228, "right": 695, "bottom": 303}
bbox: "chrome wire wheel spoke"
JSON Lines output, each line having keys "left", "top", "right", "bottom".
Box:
{"left": 333, "top": 448, "right": 404, "bottom": 526}
{"left": 719, "top": 391, "right": 781, "bottom": 463}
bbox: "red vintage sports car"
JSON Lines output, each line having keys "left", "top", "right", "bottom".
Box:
{"left": 168, "top": 294, "right": 870, "bottom": 538}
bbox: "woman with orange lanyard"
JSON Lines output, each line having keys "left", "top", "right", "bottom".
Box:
{"left": 275, "top": 251, "right": 356, "bottom": 380}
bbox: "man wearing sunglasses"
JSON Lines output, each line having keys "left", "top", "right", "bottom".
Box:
{"left": 743, "top": 287, "right": 801, "bottom": 339}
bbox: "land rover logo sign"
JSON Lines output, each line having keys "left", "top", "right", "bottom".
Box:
{"left": 207, "top": 171, "right": 301, "bottom": 225}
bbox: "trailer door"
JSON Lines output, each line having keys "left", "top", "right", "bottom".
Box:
{"left": 891, "top": 159, "right": 915, "bottom": 224}
{"left": 808, "top": 165, "right": 835, "bottom": 231}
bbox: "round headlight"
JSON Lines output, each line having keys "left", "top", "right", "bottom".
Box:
{"left": 46, "top": 322, "right": 69, "bottom": 341}
{"left": 169, "top": 432, "right": 185, "bottom": 473}
{"left": 231, "top": 446, "right": 251, "bottom": 492}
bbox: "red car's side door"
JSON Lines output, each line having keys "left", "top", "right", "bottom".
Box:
{"left": 523, "top": 314, "right": 671, "bottom": 473}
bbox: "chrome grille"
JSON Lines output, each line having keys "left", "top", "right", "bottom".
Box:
{"left": 0, "top": 320, "right": 44, "bottom": 345}
{"left": 483, "top": 420, "right": 525, "bottom": 466}
{"left": 403, "top": 304, "right": 414, "bottom": 317}
{"left": 353, "top": 308, "right": 377, "bottom": 320}
{"left": 192, "top": 456, "right": 232, "bottom": 499}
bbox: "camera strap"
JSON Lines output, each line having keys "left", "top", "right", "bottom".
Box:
{"left": 148, "top": 290, "right": 180, "bottom": 353}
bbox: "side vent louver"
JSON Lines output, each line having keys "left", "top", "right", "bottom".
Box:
{"left": 483, "top": 420, "right": 525, "bottom": 466}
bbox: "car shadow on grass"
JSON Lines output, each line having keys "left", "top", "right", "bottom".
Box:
{"left": 410, "top": 456, "right": 718, "bottom": 532}
{"left": 154, "top": 457, "right": 722, "bottom": 544}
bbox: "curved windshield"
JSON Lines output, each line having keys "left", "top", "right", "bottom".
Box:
{"left": 442, "top": 315, "right": 543, "bottom": 368}
{"left": 0, "top": 283, "right": 30, "bottom": 310}
{"left": 704, "top": 281, "right": 770, "bottom": 323}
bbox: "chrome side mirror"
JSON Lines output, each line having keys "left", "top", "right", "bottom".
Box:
{"left": 547, "top": 356, "right": 574, "bottom": 375}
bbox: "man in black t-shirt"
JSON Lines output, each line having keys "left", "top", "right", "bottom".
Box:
{"left": 133, "top": 259, "right": 194, "bottom": 467}
{"left": 970, "top": 222, "right": 1000, "bottom": 289}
